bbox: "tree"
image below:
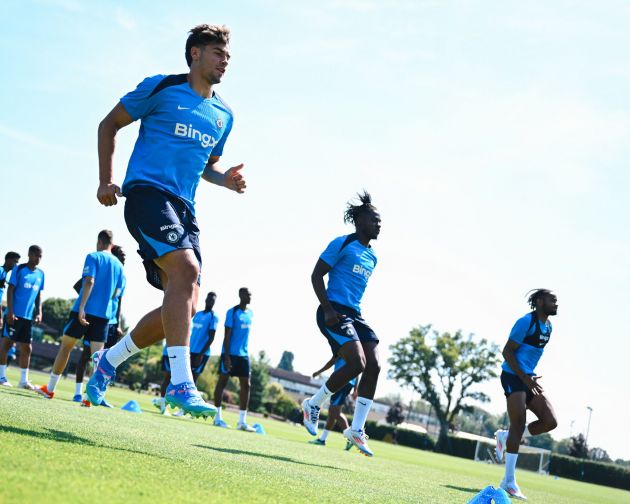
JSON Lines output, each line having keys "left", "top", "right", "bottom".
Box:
{"left": 249, "top": 351, "right": 270, "bottom": 412}
{"left": 386, "top": 401, "right": 405, "bottom": 427}
{"left": 589, "top": 447, "right": 612, "bottom": 463}
{"left": 277, "top": 351, "right": 294, "bottom": 371}
{"left": 41, "top": 297, "right": 75, "bottom": 335}
{"left": 388, "top": 325, "right": 500, "bottom": 450}
{"left": 568, "top": 434, "right": 589, "bottom": 459}
{"left": 528, "top": 432, "right": 554, "bottom": 450}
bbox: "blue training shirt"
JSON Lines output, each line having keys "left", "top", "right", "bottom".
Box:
{"left": 8, "top": 264, "right": 45, "bottom": 320}
{"left": 334, "top": 358, "right": 357, "bottom": 387}
{"left": 189, "top": 310, "right": 219, "bottom": 356}
{"left": 108, "top": 275, "right": 126, "bottom": 324}
{"left": 320, "top": 234, "right": 377, "bottom": 312}
{"left": 0, "top": 266, "right": 8, "bottom": 305}
{"left": 501, "top": 312, "right": 552, "bottom": 375}
{"left": 120, "top": 74, "right": 234, "bottom": 211}
{"left": 72, "top": 252, "right": 125, "bottom": 320}
{"left": 224, "top": 306, "right": 253, "bottom": 357}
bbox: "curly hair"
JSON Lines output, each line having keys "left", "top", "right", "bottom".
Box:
{"left": 343, "top": 190, "right": 376, "bottom": 225}
{"left": 526, "top": 288, "right": 554, "bottom": 310}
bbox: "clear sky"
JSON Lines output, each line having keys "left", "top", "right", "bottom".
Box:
{"left": 1, "top": 0, "right": 629, "bottom": 459}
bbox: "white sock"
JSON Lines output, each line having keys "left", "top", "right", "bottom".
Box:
{"left": 75, "top": 381, "right": 83, "bottom": 396}
{"left": 48, "top": 373, "right": 61, "bottom": 392}
{"left": 320, "top": 429, "right": 330, "bottom": 441}
{"left": 106, "top": 333, "right": 141, "bottom": 368}
{"left": 505, "top": 452, "right": 518, "bottom": 483}
{"left": 523, "top": 425, "right": 532, "bottom": 437}
{"left": 309, "top": 384, "right": 333, "bottom": 408}
{"left": 239, "top": 409, "right": 247, "bottom": 424}
{"left": 0, "top": 364, "right": 6, "bottom": 379}
{"left": 168, "top": 346, "right": 194, "bottom": 385}
{"left": 20, "top": 368, "right": 28, "bottom": 383}
{"left": 215, "top": 406, "right": 223, "bottom": 421}
{"left": 351, "top": 397, "right": 373, "bottom": 431}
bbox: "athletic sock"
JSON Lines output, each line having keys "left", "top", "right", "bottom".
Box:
{"left": 239, "top": 409, "right": 247, "bottom": 424}
{"left": 351, "top": 397, "right": 373, "bottom": 431}
{"left": 215, "top": 406, "right": 223, "bottom": 422}
{"left": 48, "top": 373, "right": 61, "bottom": 392}
{"left": 309, "top": 384, "right": 333, "bottom": 408}
{"left": 106, "top": 333, "right": 141, "bottom": 368}
{"left": 20, "top": 368, "right": 28, "bottom": 383}
{"left": 168, "top": 346, "right": 194, "bottom": 385}
{"left": 505, "top": 452, "right": 519, "bottom": 483}
{"left": 320, "top": 429, "right": 330, "bottom": 441}
{"left": 0, "top": 364, "right": 6, "bottom": 380}
{"left": 75, "top": 381, "right": 83, "bottom": 396}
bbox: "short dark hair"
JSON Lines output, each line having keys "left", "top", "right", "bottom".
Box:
{"left": 185, "top": 24, "right": 230, "bottom": 67}
{"left": 98, "top": 230, "right": 114, "bottom": 246}
{"left": 527, "top": 289, "right": 554, "bottom": 310}
{"left": 344, "top": 190, "right": 376, "bottom": 225}
{"left": 112, "top": 245, "right": 125, "bottom": 265}
{"left": 28, "top": 245, "right": 42, "bottom": 254}
{"left": 4, "top": 251, "right": 20, "bottom": 261}
{"left": 207, "top": 291, "right": 217, "bottom": 297}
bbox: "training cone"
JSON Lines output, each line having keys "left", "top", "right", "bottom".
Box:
{"left": 491, "top": 488, "right": 511, "bottom": 504}
{"left": 121, "top": 400, "right": 142, "bottom": 413}
{"left": 252, "top": 423, "right": 266, "bottom": 435}
{"left": 467, "top": 486, "right": 511, "bottom": 504}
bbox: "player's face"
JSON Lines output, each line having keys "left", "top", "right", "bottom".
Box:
{"left": 206, "top": 294, "right": 216, "bottom": 310}
{"left": 6, "top": 257, "right": 19, "bottom": 270}
{"left": 357, "top": 210, "right": 382, "bottom": 240}
{"left": 199, "top": 43, "right": 230, "bottom": 85}
{"left": 239, "top": 289, "right": 251, "bottom": 305}
{"left": 542, "top": 294, "right": 558, "bottom": 316}
{"left": 28, "top": 251, "right": 42, "bottom": 266}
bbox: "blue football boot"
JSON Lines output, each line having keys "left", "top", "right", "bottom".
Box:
{"left": 85, "top": 349, "right": 116, "bottom": 406}
{"left": 165, "top": 381, "right": 217, "bottom": 419}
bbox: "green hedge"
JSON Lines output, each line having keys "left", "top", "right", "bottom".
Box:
{"left": 550, "top": 454, "right": 630, "bottom": 491}
{"left": 364, "top": 421, "right": 435, "bottom": 451}
{"left": 435, "top": 435, "right": 477, "bottom": 459}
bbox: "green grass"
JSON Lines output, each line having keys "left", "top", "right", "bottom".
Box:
{"left": 0, "top": 369, "right": 627, "bottom": 503}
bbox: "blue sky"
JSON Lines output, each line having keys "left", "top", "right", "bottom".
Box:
{"left": 1, "top": 0, "right": 629, "bottom": 458}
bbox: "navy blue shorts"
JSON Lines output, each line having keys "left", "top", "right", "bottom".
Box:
{"left": 219, "top": 354, "right": 250, "bottom": 377}
{"left": 162, "top": 353, "right": 209, "bottom": 375}
{"left": 316, "top": 302, "right": 379, "bottom": 355}
{"left": 63, "top": 311, "right": 109, "bottom": 343}
{"left": 124, "top": 185, "right": 202, "bottom": 291}
{"left": 330, "top": 382, "right": 354, "bottom": 407}
{"left": 501, "top": 371, "right": 535, "bottom": 404}
{"left": 4, "top": 317, "right": 33, "bottom": 344}
{"left": 84, "top": 324, "right": 120, "bottom": 349}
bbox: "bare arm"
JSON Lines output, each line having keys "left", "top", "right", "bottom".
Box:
{"left": 202, "top": 156, "right": 246, "bottom": 193}
{"left": 221, "top": 327, "right": 233, "bottom": 370}
{"left": 6, "top": 284, "right": 15, "bottom": 323}
{"left": 312, "top": 355, "right": 337, "bottom": 378}
{"left": 77, "top": 277, "right": 95, "bottom": 326}
{"left": 311, "top": 259, "right": 343, "bottom": 326}
{"left": 33, "top": 292, "right": 42, "bottom": 324}
{"left": 97, "top": 103, "right": 134, "bottom": 206}
{"left": 502, "top": 340, "right": 543, "bottom": 395}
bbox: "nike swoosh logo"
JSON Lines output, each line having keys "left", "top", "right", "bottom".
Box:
{"left": 177, "top": 105, "right": 190, "bottom": 110}
{"left": 125, "top": 342, "right": 131, "bottom": 352}
{"left": 168, "top": 355, "right": 176, "bottom": 359}
{"left": 358, "top": 401, "right": 367, "bottom": 406}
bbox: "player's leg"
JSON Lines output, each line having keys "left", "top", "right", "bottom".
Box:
{"left": 526, "top": 394, "right": 558, "bottom": 435}
{"left": 74, "top": 342, "right": 91, "bottom": 401}
{"left": 38, "top": 334, "right": 79, "bottom": 398}
{"left": 311, "top": 404, "right": 342, "bottom": 446}
{"left": 0, "top": 336, "right": 14, "bottom": 385}
{"left": 213, "top": 368, "right": 231, "bottom": 427}
{"left": 17, "top": 341, "right": 34, "bottom": 389}
{"left": 500, "top": 391, "right": 529, "bottom": 499}
{"left": 152, "top": 355, "right": 171, "bottom": 414}
{"left": 236, "top": 363, "right": 255, "bottom": 432}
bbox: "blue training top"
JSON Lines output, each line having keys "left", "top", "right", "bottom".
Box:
{"left": 72, "top": 252, "right": 125, "bottom": 320}
{"left": 0, "top": 266, "right": 8, "bottom": 305}
{"left": 8, "top": 264, "right": 45, "bottom": 320}
{"left": 108, "top": 275, "right": 126, "bottom": 324}
{"left": 120, "top": 74, "right": 234, "bottom": 212}
{"left": 189, "top": 310, "right": 219, "bottom": 356}
{"left": 501, "top": 312, "right": 552, "bottom": 375}
{"left": 320, "top": 233, "right": 377, "bottom": 312}
{"left": 334, "top": 357, "right": 358, "bottom": 387}
{"left": 223, "top": 306, "right": 253, "bottom": 357}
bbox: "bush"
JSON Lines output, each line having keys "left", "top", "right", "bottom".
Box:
{"left": 435, "top": 435, "right": 477, "bottom": 459}
{"left": 364, "top": 421, "right": 435, "bottom": 451}
{"left": 550, "top": 454, "right": 630, "bottom": 491}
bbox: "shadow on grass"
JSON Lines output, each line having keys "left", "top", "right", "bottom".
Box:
{"left": 194, "top": 444, "right": 349, "bottom": 471}
{"left": 2, "top": 426, "right": 170, "bottom": 460}
{"left": 443, "top": 485, "right": 481, "bottom": 494}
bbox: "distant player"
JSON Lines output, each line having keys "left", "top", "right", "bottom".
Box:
{"left": 73, "top": 245, "right": 127, "bottom": 402}
{"left": 213, "top": 288, "right": 255, "bottom": 431}
{"left": 309, "top": 355, "right": 357, "bottom": 450}
{"left": 495, "top": 289, "right": 559, "bottom": 500}
{"left": 0, "top": 251, "right": 21, "bottom": 333}
{"left": 153, "top": 291, "right": 218, "bottom": 415}
{"left": 0, "top": 245, "right": 45, "bottom": 389}
{"left": 302, "top": 191, "right": 381, "bottom": 457}
{"left": 87, "top": 24, "right": 245, "bottom": 418}
{"left": 37, "top": 231, "right": 124, "bottom": 402}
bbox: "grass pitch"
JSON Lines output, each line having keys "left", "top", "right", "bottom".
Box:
{"left": 0, "top": 369, "right": 627, "bottom": 503}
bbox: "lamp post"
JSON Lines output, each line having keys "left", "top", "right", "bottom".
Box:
{"left": 585, "top": 406, "right": 593, "bottom": 446}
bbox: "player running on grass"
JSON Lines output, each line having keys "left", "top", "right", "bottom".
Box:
{"left": 87, "top": 24, "right": 245, "bottom": 418}
{"left": 0, "top": 252, "right": 21, "bottom": 334}
{"left": 309, "top": 355, "right": 357, "bottom": 450}
{"left": 302, "top": 191, "right": 381, "bottom": 457}
{"left": 494, "top": 289, "right": 559, "bottom": 500}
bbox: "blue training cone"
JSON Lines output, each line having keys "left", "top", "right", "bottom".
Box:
{"left": 252, "top": 423, "right": 266, "bottom": 435}
{"left": 491, "top": 488, "right": 511, "bottom": 504}
{"left": 467, "top": 486, "right": 511, "bottom": 504}
{"left": 121, "top": 400, "right": 142, "bottom": 413}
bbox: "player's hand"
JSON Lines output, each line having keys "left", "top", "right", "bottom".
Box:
{"left": 523, "top": 375, "right": 544, "bottom": 395}
{"left": 0, "top": 318, "right": 3, "bottom": 331}
{"left": 223, "top": 164, "right": 246, "bottom": 194}
{"left": 323, "top": 307, "right": 344, "bottom": 327}
{"left": 6, "top": 311, "right": 16, "bottom": 324}
{"left": 78, "top": 310, "right": 90, "bottom": 327}
{"left": 34, "top": 313, "right": 42, "bottom": 325}
{"left": 224, "top": 356, "right": 232, "bottom": 372}
{"left": 97, "top": 183, "right": 122, "bottom": 206}
{"left": 116, "top": 327, "right": 123, "bottom": 339}
{"left": 352, "top": 388, "right": 359, "bottom": 400}
{"left": 312, "top": 371, "right": 320, "bottom": 378}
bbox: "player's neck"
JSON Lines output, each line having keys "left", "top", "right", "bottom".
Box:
{"left": 535, "top": 309, "right": 549, "bottom": 323}
{"left": 26, "top": 262, "right": 37, "bottom": 270}
{"left": 187, "top": 71, "right": 214, "bottom": 99}
{"left": 356, "top": 232, "right": 371, "bottom": 248}
{"left": 238, "top": 303, "right": 248, "bottom": 311}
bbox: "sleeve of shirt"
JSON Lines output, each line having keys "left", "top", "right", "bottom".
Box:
{"left": 224, "top": 308, "right": 234, "bottom": 328}
{"left": 120, "top": 75, "right": 163, "bottom": 121}
{"left": 508, "top": 315, "right": 532, "bottom": 344}
{"left": 319, "top": 236, "right": 345, "bottom": 268}
{"left": 82, "top": 254, "right": 97, "bottom": 279}
{"left": 8, "top": 268, "right": 19, "bottom": 287}
{"left": 211, "top": 115, "right": 233, "bottom": 157}
{"left": 40, "top": 271, "right": 45, "bottom": 291}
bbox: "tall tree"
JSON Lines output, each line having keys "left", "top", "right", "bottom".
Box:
{"left": 388, "top": 325, "right": 500, "bottom": 450}
{"left": 277, "top": 351, "right": 294, "bottom": 371}
{"left": 249, "top": 351, "right": 270, "bottom": 412}
{"left": 568, "top": 434, "right": 589, "bottom": 459}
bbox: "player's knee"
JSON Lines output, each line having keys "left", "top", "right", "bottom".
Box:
{"left": 545, "top": 415, "right": 558, "bottom": 432}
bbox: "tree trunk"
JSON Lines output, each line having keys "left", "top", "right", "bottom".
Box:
{"left": 436, "top": 419, "right": 450, "bottom": 452}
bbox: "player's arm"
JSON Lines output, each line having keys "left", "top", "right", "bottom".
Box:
{"left": 97, "top": 103, "right": 134, "bottom": 206}
{"left": 198, "top": 329, "right": 216, "bottom": 356}
{"left": 115, "top": 298, "right": 123, "bottom": 338}
{"left": 311, "top": 259, "right": 343, "bottom": 326}
{"left": 6, "top": 284, "right": 16, "bottom": 323}
{"left": 221, "top": 327, "right": 233, "bottom": 371}
{"left": 33, "top": 292, "right": 42, "bottom": 325}
{"left": 201, "top": 156, "right": 246, "bottom": 193}
{"left": 312, "top": 355, "right": 337, "bottom": 378}
{"left": 502, "top": 340, "right": 543, "bottom": 395}
{"left": 77, "top": 276, "right": 95, "bottom": 326}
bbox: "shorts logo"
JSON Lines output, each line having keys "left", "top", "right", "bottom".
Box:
{"left": 216, "top": 118, "right": 224, "bottom": 128}
{"left": 166, "top": 231, "right": 179, "bottom": 243}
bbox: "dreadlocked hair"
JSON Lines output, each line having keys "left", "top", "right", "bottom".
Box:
{"left": 344, "top": 190, "right": 376, "bottom": 225}
{"left": 526, "top": 289, "right": 553, "bottom": 310}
